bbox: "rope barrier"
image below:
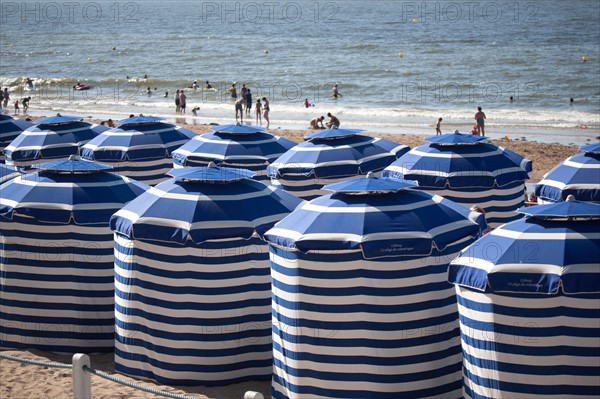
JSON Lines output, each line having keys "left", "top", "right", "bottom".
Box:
{"left": 82, "top": 366, "right": 197, "bottom": 399}
{"left": 0, "top": 352, "right": 72, "bottom": 369}
{"left": 0, "top": 352, "right": 198, "bottom": 399}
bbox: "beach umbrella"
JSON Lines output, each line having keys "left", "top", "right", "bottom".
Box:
{"left": 534, "top": 142, "right": 600, "bottom": 203}
{"left": 80, "top": 115, "right": 196, "bottom": 185}
{"left": 0, "top": 163, "right": 21, "bottom": 184}
{"left": 0, "top": 157, "right": 149, "bottom": 353}
{"left": 383, "top": 131, "right": 532, "bottom": 227}
{"left": 448, "top": 198, "right": 600, "bottom": 398}
{"left": 4, "top": 113, "right": 107, "bottom": 170}
{"left": 0, "top": 110, "right": 34, "bottom": 162}
{"left": 264, "top": 175, "right": 486, "bottom": 399}
{"left": 267, "top": 127, "right": 410, "bottom": 199}
{"left": 110, "top": 164, "right": 303, "bottom": 386}
{"left": 171, "top": 123, "right": 295, "bottom": 182}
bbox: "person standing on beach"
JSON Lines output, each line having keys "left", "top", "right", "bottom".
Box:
{"left": 179, "top": 90, "right": 187, "bottom": 114}
{"left": 240, "top": 84, "right": 247, "bottom": 102}
{"left": 0, "top": 90, "right": 4, "bottom": 109}
{"left": 3, "top": 88, "right": 9, "bottom": 108}
{"left": 262, "top": 97, "right": 270, "bottom": 128}
{"left": 256, "top": 99, "right": 262, "bottom": 124}
{"left": 229, "top": 83, "right": 237, "bottom": 99}
{"left": 436, "top": 118, "right": 443, "bottom": 135}
{"left": 474, "top": 107, "right": 486, "bottom": 136}
{"left": 245, "top": 89, "right": 252, "bottom": 115}
{"left": 175, "top": 90, "right": 180, "bottom": 113}
{"left": 235, "top": 97, "right": 244, "bottom": 123}
{"left": 13, "top": 100, "right": 19, "bottom": 115}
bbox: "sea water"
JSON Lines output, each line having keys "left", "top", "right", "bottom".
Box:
{"left": 1, "top": 0, "right": 598, "bottom": 143}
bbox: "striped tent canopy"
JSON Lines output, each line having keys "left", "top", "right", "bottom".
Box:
{"left": 171, "top": 123, "right": 295, "bottom": 181}
{"left": 534, "top": 142, "right": 600, "bottom": 203}
{"left": 383, "top": 131, "right": 532, "bottom": 227}
{"left": 110, "top": 165, "right": 302, "bottom": 386}
{"left": 264, "top": 176, "right": 486, "bottom": 399}
{"left": 0, "top": 110, "right": 34, "bottom": 162}
{"left": 267, "top": 127, "right": 410, "bottom": 199}
{"left": 80, "top": 115, "right": 196, "bottom": 185}
{"left": 4, "top": 113, "right": 107, "bottom": 169}
{"left": 0, "top": 157, "right": 149, "bottom": 353}
{"left": 0, "top": 163, "right": 21, "bottom": 184}
{"left": 448, "top": 199, "right": 600, "bottom": 399}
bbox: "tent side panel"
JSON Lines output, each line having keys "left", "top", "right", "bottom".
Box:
{"left": 0, "top": 219, "right": 115, "bottom": 352}
{"left": 456, "top": 285, "right": 600, "bottom": 399}
{"left": 270, "top": 241, "right": 471, "bottom": 399}
{"left": 113, "top": 234, "right": 272, "bottom": 386}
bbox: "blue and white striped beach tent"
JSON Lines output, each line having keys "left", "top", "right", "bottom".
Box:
{"left": 4, "top": 113, "right": 107, "bottom": 170}
{"left": 0, "top": 163, "right": 21, "bottom": 184}
{"left": 383, "top": 131, "right": 532, "bottom": 227}
{"left": 263, "top": 175, "right": 486, "bottom": 399}
{"left": 0, "top": 110, "right": 33, "bottom": 162}
{"left": 110, "top": 164, "right": 303, "bottom": 386}
{"left": 0, "top": 157, "right": 149, "bottom": 353}
{"left": 80, "top": 115, "right": 196, "bottom": 185}
{"left": 448, "top": 197, "right": 600, "bottom": 399}
{"left": 171, "top": 123, "right": 295, "bottom": 182}
{"left": 267, "top": 127, "right": 409, "bottom": 199}
{"left": 534, "top": 142, "right": 600, "bottom": 203}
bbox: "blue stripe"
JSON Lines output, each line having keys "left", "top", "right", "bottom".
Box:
{"left": 0, "top": 339, "right": 112, "bottom": 353}
{"left": 1, "top": 313, "right": 113, "bottom": 326}
{"left": 272, "top": 278, "right": 453, "bottom": 297}
{"left": 273, "top": 356, "right": 461, "bottom": 384}
{"left": 115, "top": 288, "right": 270, "bottom": 311}
{"left": 272, "top": 373, "right": 462, "bottom": 399}
{"left": 116, "top": 319, "right": 271, "bottom": 342}
{"left": 1, "top": 299, "right": 113, "bottom": 312}
{"left": 462, "top": 364, "right": 600, "bottom": 396}
{"left": 272, "top": 340, "right": 460, "bottom": 366}
{"left": 115, "top": 303, "right": 270, "bottom": 326}
{"left": 3, "top": 271, "right": 112, "bottom": 284}
{"left": 457, "top": 292, "right": 600, "bottom": 318}
{"left": 462, "top": 350, "right": 600, "bottom": 376}
{"left": 114, "top": 360, "right": 270, "bottom": 386}
{"left": 273, "top": 324, "right": 461, "bottom": 349}
{"left": 116, "top": 337, "right": 271, "bottom": 359}
{"left": 459, "top": 313, "right": 600, "bottom": 338}
{"left": 272, "top": 311, "right": 460, "bottom": 332}
{"left": 2, "top": 285, "right": 113, "bottom": 297}
{"left": 114, "top": 274, "right": 270, "bottom": 296}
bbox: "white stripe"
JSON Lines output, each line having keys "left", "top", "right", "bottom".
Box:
{"left": 1, "top": 291, "right": 114, "bottom": 305}
{"left": 115, "top": 295, "right": 270, "bottom": 319}
{"left": 114, "top": 308, "right": 269, "bottom": 335}
{"left": 1, "top": 278, "right": 113, "bottom": 292}
{"left": 272, "top": 346, "right": 462, "bottom": 376}
{"left": 563, "top": 157, "right": 600, "bottom": 169}
{"left": 114, "top": 351, "right": 271, "bottom": 381}
{"left": 491, "top": 228, "right": 600, "bottom": 241}
{"left": 272, "top": 326, "right": 460, "bottom": 355}
{"left": 461, "top": 340, "right": 600, "bottom": 367}
{"left": 0, "top": 198, "right": 131, "bottom": 212}
{"left": 1, "top": 305, "right": 114, "bottom": 319}
{"left": 462, "top": 353, "right": 599, "bottom": 386}
{"left": 538, "top": 179, "right": 600, "bottom": 191}
{"left": 115, "top": 260, "right": 270, "bottom": 289}
{"left": 272, "top": 362, "right": 461, "bottom": 395}
{"left": 114, "top": 326, "right": 269, "bottom": 352}
{"left": 1, "top": 333, "right": 113, "bottom": 350}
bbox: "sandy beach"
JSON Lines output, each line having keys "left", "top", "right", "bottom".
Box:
{"left": 0, "top": 118, "right": 587, "bottom": 398}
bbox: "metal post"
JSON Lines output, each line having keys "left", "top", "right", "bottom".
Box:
{"left": 72, "top": 353, "right": 91, "bottom": 399}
